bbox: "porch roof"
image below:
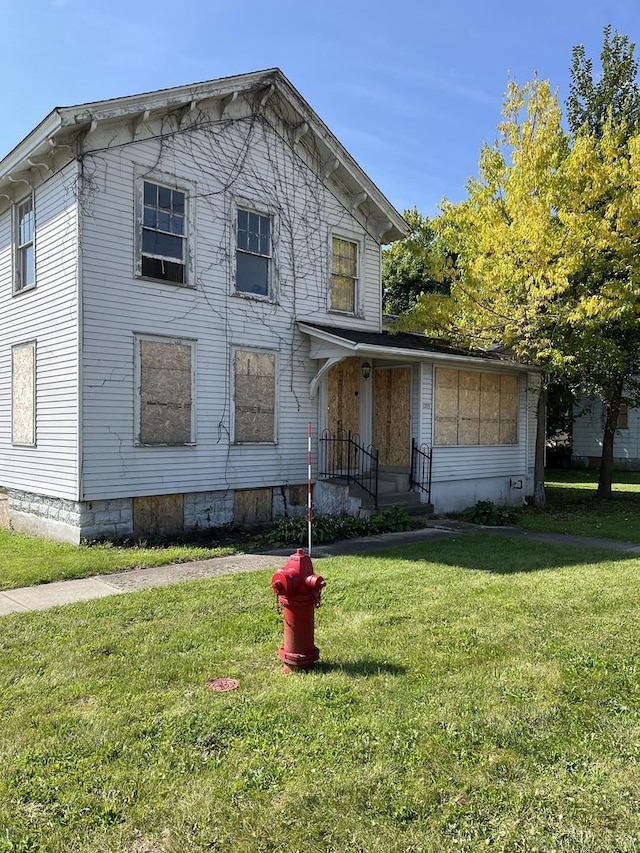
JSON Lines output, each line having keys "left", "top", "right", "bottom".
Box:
{"left": 298, "top": 321, "right": 532, "bottom": 372}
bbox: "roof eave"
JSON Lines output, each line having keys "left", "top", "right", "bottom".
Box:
{"left": 297, "top": 322, "right": 534, "bottom": 371}
{"left": 0, "top": 69, "right": 407, "bottom": 240}
{"left": 0, "top": 110, "right": 63, "bottom": 185}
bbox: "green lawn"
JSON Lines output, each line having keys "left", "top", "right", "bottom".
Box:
{"left": 519, "top": 468, "right": 640, "bottom": 542}
{"left": 0, "top": 528, "right": 237, "bottom": 591}
{"left": 2, "top": 534, "right": 640, "bottom": 851}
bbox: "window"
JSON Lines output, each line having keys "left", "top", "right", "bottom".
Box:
{"left": 140, "top": 180, "right": 187, "bottom": 283}
{"left": 330, "top": 236, "right": 358, "bottom": 313}
{"left": 14, "top": 194, "right": 35, "bottom": 292}
{"left": 12, "top": 341, "right": 36, "bottom": 446}
{"left": 236, "top": 208, "right": 271, "bottom": 296}
{"left": 434, "top": 368, "right": 519, "bottom": 446}
{"left": 618, "top": 404, "right": 629, "bottom": 430}
{"left": 136, "top": 336, "right": 195, "bottom": 445}
{"left": 234, "top": 349, "right": 276, "bottom": 443}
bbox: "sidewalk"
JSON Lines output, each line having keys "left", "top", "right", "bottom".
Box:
{"left": 1, "top": 523, "right": 638, "bottom": 616}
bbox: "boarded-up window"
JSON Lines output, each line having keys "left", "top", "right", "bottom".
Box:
{"left": 330, "top": 237, "right": 358, "bottom": 313}
{"left": 434, "top": 368, "right": 519, "bottom": 446}
{"left": 138, "top": 338, "right": 194, "bottom": 445}
{"left": 618, "top": 404, "right": 629, "bottom": 430}
{"left": 234, "top": 349, "right": 275, "bottom": 443}
{"left": 12, "top": 341, "right": 36, "bottom": 445}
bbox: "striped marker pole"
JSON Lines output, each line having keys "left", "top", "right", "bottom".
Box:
{"left": 307, "top": 421, "right": 313, "bottom": 556}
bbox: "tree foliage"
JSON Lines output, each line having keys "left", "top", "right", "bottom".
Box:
{"left": 382, "top": 208, "right": 450, "bottom": 315}
{"left": 402, "top": 37, "right": 640, "bottom": 500}
{"left": 568, "top": 25, "right": 640, "bottom": 136}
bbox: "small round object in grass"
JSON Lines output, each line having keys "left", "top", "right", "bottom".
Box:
{"left": 206, "top": 677, "right": 239, "bottom": 692}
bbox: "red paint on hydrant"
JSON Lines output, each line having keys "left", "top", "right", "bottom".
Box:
{"left": 271, "top": 549, "right": 326, "bottom": 673}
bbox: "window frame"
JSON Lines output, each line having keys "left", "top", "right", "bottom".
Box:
{"left": 13, "top": 192, "right": 36, "bottom": 294}
{"left": 135, "top": 171, "right": 195, "bottom": 287}
{"left": 233, "top": 200, "right": 275, "bottom": 301}
{"left": 134, "top": 333, "right": 197, "bottom": 447}
{"left": 232, "top": 346, "right": 277, "bottom": 445}
{"left": 11, "top": 340, "right": 37, "bottom": 446}
{"left": 617, "top": 403, "right": 629, "bottom": 430}
{"left": 433, "top": 367, "right": 520, "bottom": 447}
{"left": 329, "top": 231, "right": 362, "bottom": 316}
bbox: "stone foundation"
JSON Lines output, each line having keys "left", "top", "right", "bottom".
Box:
{"left": 5, "top": 483, "right": 310, "bottom": 543}
{"left": 7, "top": 490, "right": 134, "bottom": 544}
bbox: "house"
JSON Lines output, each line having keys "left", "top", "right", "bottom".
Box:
{"left": 0, "top": 69, "right": 540, "bottom": 544}
{"left": 572, "top": 400, "right": 640, "bottom": 470}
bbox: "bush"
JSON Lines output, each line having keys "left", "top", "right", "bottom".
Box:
{"left": 263, "top": 507, "right": 414, "bottom": 548}
{"left": 463, "top": 500, "right": 517, "bottom": 526}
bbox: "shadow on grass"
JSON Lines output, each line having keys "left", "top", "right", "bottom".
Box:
{"left": 364, "top": 532, "right": 638, "bottom": 576}
{"left": 316, "top": 659, "right": 407, "bottom": 677}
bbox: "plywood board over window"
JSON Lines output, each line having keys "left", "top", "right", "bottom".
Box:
{"left": 12, "top": 341, "right": 36, "bottom": 445}
{"left": 234, "top": 350, "right": 276, "bottom": 443}
{"left": 434, "top": 367, "right": 519, "bottom": 446}
{"left": 138, "top": 338, "right": 194, "bottom": 445}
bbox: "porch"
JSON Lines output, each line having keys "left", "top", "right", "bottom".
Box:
{"left": 317, "top": 427, "right": 432, "bottom": 513}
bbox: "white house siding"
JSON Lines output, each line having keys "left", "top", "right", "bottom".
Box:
{"left": 0, "top": 162, "right": 79, "bottom": 500}
{"left": 417, "top": 362, "right": 434, "bottom": 448}
{"left": 573, "top": 397, "right": 640, "bottom": 468}
{"left": 429, "top": 369, "right": 532, "bottom": 513}
{"left": 78, "top": 108, "right": 377, "bottom": 502}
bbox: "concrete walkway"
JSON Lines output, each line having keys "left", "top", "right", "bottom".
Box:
{"left": 1, "top": 523, "right": 638, "bottom": 616}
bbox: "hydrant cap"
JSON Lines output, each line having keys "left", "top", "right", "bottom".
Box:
{"left": 304, "top": 573, "right": 326, "bottom": 591}
{"left": 282, "top": 548, "right": 314, "bottom": 579}
{"left": 271, "top": 569, "right": 291, "bottom": 595}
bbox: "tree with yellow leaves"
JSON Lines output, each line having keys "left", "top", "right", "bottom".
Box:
{"left": 403, "top": 41, "right": 640, "bottom": 502}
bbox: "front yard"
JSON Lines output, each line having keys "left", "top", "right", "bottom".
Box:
{"left": 519, "top": 468, "right": 640, "bottom": 541}
{"left": 0, "top": 529, "right": 238, "bottom": 591}
{"left": 2, "top": 534, "right": 640, "bottom": 851}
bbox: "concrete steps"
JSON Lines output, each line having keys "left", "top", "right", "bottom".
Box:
{"left": 352, "top": 470, "right": 433, "bottom": 516}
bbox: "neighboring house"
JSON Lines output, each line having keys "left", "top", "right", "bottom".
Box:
{"left": 0, "top": 69, "right": 540, "bottom": 543}
{"left": 573, "top": 399, "right": 639, "bottom": 469}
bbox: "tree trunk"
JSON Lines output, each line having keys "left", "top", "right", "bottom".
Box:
{"left": 597, "top": 382, "right": 623, "bottom": 500}
{"left": 533, "top": 383, "right": 547, "bottom": 508}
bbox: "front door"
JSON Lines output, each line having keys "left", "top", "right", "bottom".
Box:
{"left": 374, "top": 366, "right": 411, "bottom": 467}
{"left": 327, "top": 359, "right": 361, "bottom": 437}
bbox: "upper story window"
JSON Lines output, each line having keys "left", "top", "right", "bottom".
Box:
{"left": 140, "top": 180, "right": 187, "bottom": 284}
{"left": 14, "top": 194, "right": 35, "bottom": 293}
{"left": 236, "top": 208, "right": 271, "bottom": 297}
{"left": 330, "top": 236, "right": 358, "bottom": 314}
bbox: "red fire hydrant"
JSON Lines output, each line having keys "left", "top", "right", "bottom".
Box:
{"left": 271, "top": 549, "right": 326, "bottom": 673}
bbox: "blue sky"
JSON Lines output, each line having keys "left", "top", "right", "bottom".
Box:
{"left": 3, "top": 0, "right": 638, "bottom": 217}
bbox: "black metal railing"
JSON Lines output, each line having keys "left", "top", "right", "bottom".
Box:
{"left": 410, "top": 438, "right": 433, "bottom": 503}
{"left": 319, "top": 428, "right": 379, "bottom": 506}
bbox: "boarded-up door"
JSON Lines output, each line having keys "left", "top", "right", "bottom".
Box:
{"left": 374, "top": 366, "right": 411, "bottom": 467}
{"left": 326, "top": 360, "right": 361, "bottom": 471}
{"left": 327, "top": 360, "right": 361, "bottom": 437}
